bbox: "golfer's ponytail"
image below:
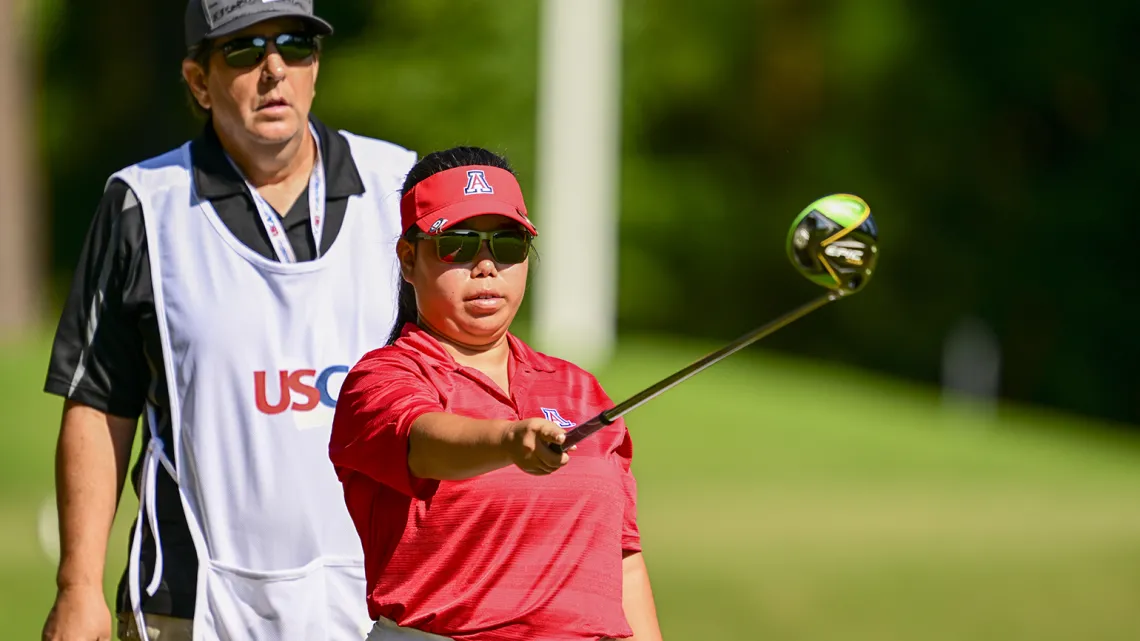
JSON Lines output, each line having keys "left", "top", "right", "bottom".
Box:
{"left": 387, "top": 246, "right": 419, "bottom": 345}
{"left": 388, "top": 147, "right": 515, "bottom": 345}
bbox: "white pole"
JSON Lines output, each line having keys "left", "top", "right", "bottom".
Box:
{"left": 941, "top": 316, "right": 1002, "bottom": 423}
{"left": 0, "top": 0, "right": 42, "bottom": 339}
{"left": 533, "top": 0, "right": 622, "bottom": 368}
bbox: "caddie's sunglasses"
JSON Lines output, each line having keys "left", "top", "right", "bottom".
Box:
{"left": 413, "top": 230, "right": 533, "bottom": 265}
{"left": 218, "top": 33, "right": 318, "bottom": 68}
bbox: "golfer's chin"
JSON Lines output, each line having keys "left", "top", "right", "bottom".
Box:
{"left": 454, "top": 314, "right": 513, "bottom": 345}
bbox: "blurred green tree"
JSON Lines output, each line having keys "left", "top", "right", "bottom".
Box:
{"left": 36, "top": 0, "right": 1140, "bottom": 425}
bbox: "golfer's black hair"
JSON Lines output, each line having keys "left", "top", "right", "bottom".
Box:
{"left": 387, "top": 147, "right": 516, "bottom": 345}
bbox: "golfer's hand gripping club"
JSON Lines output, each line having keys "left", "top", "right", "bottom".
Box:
{"left": 547, "top": 412, "right": 614, "bottom": 454}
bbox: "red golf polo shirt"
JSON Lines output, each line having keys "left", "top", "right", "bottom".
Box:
{"left": 329, "top": 325, "right": 640, "bottom": 641}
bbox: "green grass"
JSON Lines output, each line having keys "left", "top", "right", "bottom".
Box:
{"left": 3, "top": 332, "right": 1139, "bottom": 640}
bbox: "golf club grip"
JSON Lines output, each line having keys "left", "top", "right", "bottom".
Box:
{"left": 547, "top": 412, "right": 613, "bottom": 454}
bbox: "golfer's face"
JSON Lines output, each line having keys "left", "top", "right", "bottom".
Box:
{"left": 207, "top": 18, "right": 319, "bottom": 145}
{"left": 409, "top": 215, "right": 530, "bottom": 346}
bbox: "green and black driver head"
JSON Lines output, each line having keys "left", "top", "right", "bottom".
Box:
{"left": 786, "top": 194, "right": 879, "bottom": 294}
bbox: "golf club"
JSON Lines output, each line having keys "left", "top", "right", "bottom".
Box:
{"left": 550, "top": 193, "right": 878, "bottom": 453}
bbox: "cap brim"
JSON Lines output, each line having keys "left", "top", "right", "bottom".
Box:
{"left": 414, "top": 200, "right": 538, "bottom": 237}
{"left": 206, "top": 12, "right": 334, "bottom": 41}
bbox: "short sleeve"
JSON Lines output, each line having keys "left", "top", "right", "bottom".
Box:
{"left": 329, "top": 350, "right": 445, "bottom": 500}
{"left": 614, "top": 421, "right": 642, "bottom": 553}
{"left": 44, "top": 179, "right": 151, "bottom": 419}
{"left": 586, "top": 374, "right": 641, "bottom": 553}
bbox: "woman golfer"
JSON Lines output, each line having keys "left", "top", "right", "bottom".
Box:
{"left": 329, "top": 147, "right": 663, "bottom": 640}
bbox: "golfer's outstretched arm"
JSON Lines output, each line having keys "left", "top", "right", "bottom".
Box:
{"left": 43, "top": 402, "right": 137, "bottom": 640}
{"left": 408, "top": 413, "right": 568, "bottom": 480}
{"left": 330, "top": 358, "right": 570, "bottom": 497}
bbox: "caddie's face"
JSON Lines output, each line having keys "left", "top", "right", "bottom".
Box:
{"left": 399, "top": 215, "right": 530, "bottom": 348}
{"left": 185, "top": 17, "right": 320, "bottom": 147}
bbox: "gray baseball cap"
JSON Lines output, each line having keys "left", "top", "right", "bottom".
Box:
{"left": 185, "top": 0, "right": 334, "bottom": 49}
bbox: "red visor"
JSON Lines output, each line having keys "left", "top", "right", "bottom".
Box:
{"left": 400, "top": 165, "right": 537, "bottom": 236}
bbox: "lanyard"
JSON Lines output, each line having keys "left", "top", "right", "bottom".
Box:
{"left": 225, "top": 123, "right": 326, "bottom": 263}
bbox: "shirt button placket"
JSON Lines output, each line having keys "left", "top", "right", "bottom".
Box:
{"left": 510, "top": 367, "right": 533, "bottom": 419}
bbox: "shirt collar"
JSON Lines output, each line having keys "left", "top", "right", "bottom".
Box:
{"left": 396, "top": 323, "right": 558, "bottom": 373}
{"left": 190, "top": 115, "right": 366, "bottom": 201}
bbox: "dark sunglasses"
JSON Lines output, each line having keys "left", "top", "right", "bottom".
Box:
{"left": 218, "top": 33, "right": 318, "bottom": 68}
{"left": 413, "top": 229, "right": 533, "bottom": 265}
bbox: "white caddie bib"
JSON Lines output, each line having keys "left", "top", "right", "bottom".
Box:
{"left": 111, "top": 132, "right": 415, "bottom": 641}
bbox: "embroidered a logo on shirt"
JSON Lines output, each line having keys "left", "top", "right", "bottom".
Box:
{"left": 541, "top": 408, "right": 576, "bottom": 428}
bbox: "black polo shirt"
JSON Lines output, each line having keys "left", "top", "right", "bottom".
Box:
{"left": 44, "top": 116, "right": 366, "bottom": 618}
